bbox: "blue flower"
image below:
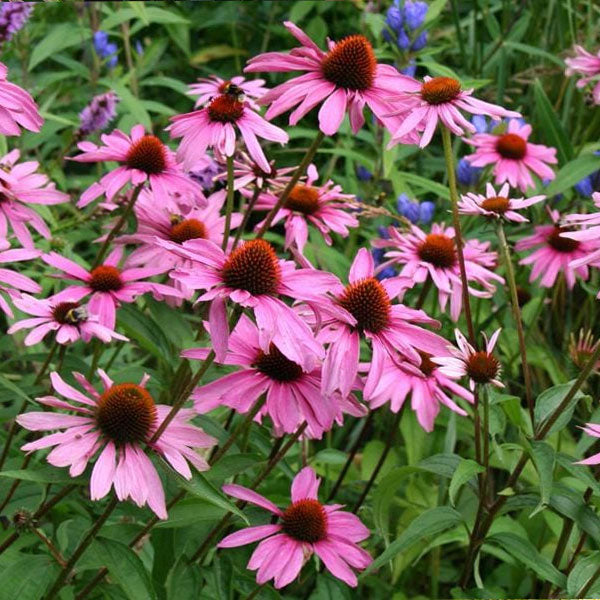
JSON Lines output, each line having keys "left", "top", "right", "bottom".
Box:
{"left": 93, "top": 31, "right": 118, "bottom": 69}
{"left": 456, "top": 158, "right": 482, "bottom": 186}
{"left": 575, "top": 175, "right": 593, "bottom": 197}
{"left": 419, "top": 201, "right": 435, "bottom": 224}
{"left": 411, "top": 31, "right": 428, "bottom": 51}
{"left": 404, "top": 1, "right": 428, "bottom": 30}
{"left": 397, "top": 193, "right": 434, "bottom": 224}
{"left": 397, "top": 29, "right": 411, "bottom": 51}
{"left": 377, "top": 225, "right": 390, "bottom": 239}
{"left": 400, "top": 60, "right": 417, "bottom": 77}
{"left": 356, "top": 165, "right": 373, "bottom": 181}
{"left": 386, "top": 5, "right": 404, "bottom": 31}
{"left": 372, "top": 248, "right": 395, "bottom": 280}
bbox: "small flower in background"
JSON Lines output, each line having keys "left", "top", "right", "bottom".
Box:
{"left": 8, "top": 294, "right": 128, "bottom": 345}
{"left": 383, "top": 0, "right": 428, "bottom": 52}
{"left": 515, "top": 209, "right": 600, "bottom": 289}
{"left": 135, "top": 39, "right": 143, "bottom": 55}
{"left": 565, "top": 45, "right": 600, "bottom": 104}
{"left": 188, "top": 75, "right": 268, "bottom": 111}
{"left": 458, "top": 182, "right": 546, "bottom": 222}
{"left": 574, "top": 151, "right": 600, "bottom": 196}
{"left": 373, "top": 226, "right": 395, "bottom": 280}
{"left": 471, "top": 114, "right": 501, "bottom": 134}
{"left": 396, "top": 193, "right": 435, "bottom": 224}
{"left": 356, "top": 165, "right": 373, "bottom": 181}
{"left": 569, "top": 330, "right": 600, "bottom": 371}
{"left": 456, "top": 158, "right": 482, "bottom": 186}
{"left": 17, "top": 371, "right": 217, "bottom": 519}
{"left": 187, "top": 154, "right": 222, "bottom": 192}
{"left": 433, "top": 328, "right": 503, "bottom": 391}
{"left": 0, "top": 62, "right": 43, "bottom": 136}
{"left": 399, "top": 59, "right": 417, "bottom": 77}
{"left": 463, "top": 118, "right": 557, "bottom": 192}
{"left": 218, "top": 467, "right": 372, "bottom": 587}
{"left": 0, "top": 1, "right": 33, "bottom": 48}
{"left": 93, "top": 31, "right": 118, "bottom": 69}
{"left": 77, "top": 91, "right": 119, "bottom": 137}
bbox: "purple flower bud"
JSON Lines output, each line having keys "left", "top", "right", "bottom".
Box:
{"left": 397, "top": 194, "right": 421, "bottom": 223}
{"left": 404, "top": 1, "right": 428, "bottom": 30}
{"left": 135, "top": 40, "right": 144, "bottom": 55}
{"left": 456, "top": 158, "right": 482, "bottom": 186}
{"left": 78, "top": 91, "right": 119, "bottom": 136}
{"left": 372, "top": 248, "right": 395, "bottom": 280}
{"left": 377, "top": 226, "right": 390, "bottom": 239}
{"left": 397, "top": 29, "right": 411, "bottom": 51}
{"left": 386, "top": 6, "right": 404, "bottom": 31}
{"left": 575, "top": 176, "right": 593, "bottom": 196}
{"left": 356, "top": 165, "right": 373, "bottom": 181}
{"left": 419, "top": 201, "right": 435, "bottom": 224}
{"left": 94, "top": 31, "right": 118, "bottom": 69}
{"left": 0, "top": 2, "right": 33, "bottom": 47}
{"left": 471, "top": 115, "right": 489, "bottom": 134}
{"left": 400, "top": 60, "right": 417, "bottom": 77}
{"left": 411, "top": 30, "right": 428, "bottom": 51}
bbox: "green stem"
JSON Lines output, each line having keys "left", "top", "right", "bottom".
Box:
{"left": 497, "top": 222, "right": 534, "bottom": 425}
{"left": 232, "top": 182, "right": 262, "bottom": 251}
{"left": 222, "top": 155, "right": 235, "bottom": 251}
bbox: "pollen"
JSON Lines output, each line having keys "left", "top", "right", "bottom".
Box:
{"left": 52, "top": 302, "right": 82, "bottom": 325}
{"left": 281, "top": 498, "right": 327, "bottom": 543}
{"left": 321, "top": 35, "right": 376, "bottom": 91}
{"left": 96, "top": 383, "right": 157, "bottom": 445}
{"left": 417, "top": 233, "right": 457, "bottom": 269}
{"left": 89, "top": 265, "right": 124, "bottom": 292}
{"left": 221, "top": 239, "right": 281, "bottom": 296}
{"left": 125, "top": 135, "right": 167, "bottom": 175}
{"left": 285, "top": 185, "right": 320, "bottom": 215}
{"left": 169, "top": 218, "right": 207, "bottom": 244}
{"left": 481, "top": 196, "right": 511, "bottom": 214}
{"left": 466, "top": 351, "right": 500, "bottom": 384}
{"left": 338, "top": 277, "right": 391, "bottom": 334}
{"left": 421, "top": 77, "right": 461, "bottom": 105}
{"left": 254, "top": 344, "right": 304, "bottom": 382}
{"left": 547, "top": 227, "right": 580, "bottom": 253}
{"left": 495, "top": 133, "right": 527, "bottom": 160}
{"left": 417, "top": 351, "right": 436, "bottom": 377}
{"left": 207, "top": 94, "right": 244, "bottom": 123}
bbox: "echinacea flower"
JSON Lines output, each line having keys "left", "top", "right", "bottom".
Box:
{"left": 0, "top": 61, "right": 43, "bottom": 136}
{"left": 8, "top": 294, "right": 128, "bottom": 346}
{"left": 515, "top": 209, "right": 600, "bottom": 289}
{"left": 373, "top": 223, "right": 504, "bottom": 321}
{"left": 218, "top": 467, "right": 371, "bottom": 587}
{"left": 458, "top": 182, "right": 545, "bottom": 222}
{"left": 188, "top": 74, "right": 268, "bottom": 110}
{"left": 168, "top": 92, "right": 288, "bottom": 173}
{"left": 42, "top": 247, "right": 181, "bottom": 329}
{"left": 433, "top": 329, "right": 503, "bottom": 391}
{"left": 72, "top": 124, "right": 204, "bottom": 208}
{"left": 0, "top": 149, "right": 70, "bottom": 248}
{"left": 17, "top": 371, "right": 217, "bottom": 519}
{"left": 387, "top": 75, "right": 520, "bottom": 148}
{"left": 576, "top": 423, "right": 600, "bottom": 465}
{"left": 185, "top": 315, "right": 365, "bottom": 439}
{"left": 463, "top": 119, "right": 557, "bottom": 192}
{"left": 565, "top": 46, "right": 600, "bottom": 104}
{"left": 307, "top": 248, "right": 449, "bottom": 399}
{"left": 569, "top": 329, "right": 600, "bottom": 371}
{"left": 252, "top": 164, "right": 358, "bottom": 252}
{"left": 364, "top": 351, "right": 473, "bottom": 432}
{"left": 159, "top": 238, "right": 336, "bottom": 370}
{"left": 244, "top": 21, "right": 418, "bottom": 138}
{"left": 0, "top": 246, "right": 41, "bottom": 317}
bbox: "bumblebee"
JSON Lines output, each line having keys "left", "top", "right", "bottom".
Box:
{"left": 64, "top": 306, "right": 88, "bottom": 324}
{"left": 221, "top": 82, "right": 245, "bottom": 102}
{"left": 170, "top": 213, "right": 184, "bottom": 226}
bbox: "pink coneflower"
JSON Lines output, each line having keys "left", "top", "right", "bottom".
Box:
{"left": 373, "top": 223, "right": 504, "bottom": 321}
{"left": 433, "top": 329, "right": 503, "bottom": 391}
{"left": 218, "top": 466, "right": 371, "bottom": 588}
{"left": 463, "top": 119, "right": 557, "bottom": 192}
{"left": 244, "top": 21, "right": 417, "bottom": 138}
{"left": 188, "top": 75, "right": 268, "bottom": 110}
{"left": 387, "top": 75, "right": 520, "bottom": 148}
{"left": 565, "top": 46, "right": 600, "bottom": 104}
{"left": 253, "top": 164, "right": 358, "bottom": 253}
{"left": 0, "top": 149, "right": 69, "bottom": 248}
{"left": 569, "top": 329, "right": 600, "bottom": 371}
{"left": 0, "top": 61, "right": 43, "bottom": 136}
{"left": 0, "top": 246, "right": 41, "bottom": 317}
{"left": 364, "top": 351, "right": 474, "bottom": 432}
{"left": 576, "top": 424, "right": 600, "bottom": 465}
{"left": 42, "top": 247, "right": 181, "bottom": 329}
{"left": 185, "top": 315, "right": 365, "bottom": 439}
{"left": 8, "top": 294, "right": 128, "bottom": 345}
{"left": 160, "top": 238, "right": 336, "bottom": 369}
{"left": 308, "top": 248, "right": 448, "bottom": 399}
{"left": 458, "top": 182, "right": 545, "bottom": 223}
{"left": 515, "top": 209, "right": 599, "bottom": 289}
{"left": 72, "top": 124, "right": 204, "bottom": 208}
{"left": 168, "top": 93, "right": 288, "bottom": 173}
{"left": 17, "top": 371, "right": 217, "bottom": 519}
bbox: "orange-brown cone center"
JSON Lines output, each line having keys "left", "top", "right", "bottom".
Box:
{"left": 547, "top": 226, "right": 580, "bottom": 253}
{"left": 207, "top": 94, "right": 244, "bottom": 123}
{"left": 495, "top": 133, "right": 527, "bottom": 160}
{"left": 417, "top": 233, "right": 457, "bottom": 269}
{"left": 321, "top": 35, "right": 376, "bottom": 91}
{"left": 89, "top": 265, "right": 124, "bottom": 292}
{"left": 338, "top": 277, "right": 391, "bottom": 334}
{"left": 254, "top": 344, "right": 303, "bottom": 382}
{"left": 284, "top": 184, "right": 320, "bottom": 215}
{"left": 466, "top": 352, "right": 500, "bottom": 384}
{"left": 169, "top": 218, "right": 207, "bottom": 244}
{"left": 421, "top": 77, "right": 461, "bottom": 105}
{"left": 282, "top": 498, "right": 327, "bottom": 543}
{"left": 125, "top": 135, "right": 167, "bottom": 174}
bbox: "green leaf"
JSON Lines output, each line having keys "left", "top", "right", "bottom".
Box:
{"left": 363, "top": 506, "right": 464, "bottom": 574}
{"left": 567, "top": 551, "right": 600, "bottom": 598}
{"left": 29, "top": 24, "right": 91, "bottom": 70}
{"left": 289, "top": 1, "right": 316, "bottom": 24}
{"left": 0, "top": 374, "right": 34, "bottom": 404}
{"left": 0, "top": 466, "right": 85, "bottom": 485}
{"left": 545, "top": 154, "right": 600, "bottom": 197}
{"left": 529, "top": 440, "right": 555, "bottom": 516}
{"left": 534, "top": 381, "right": 587, "bottom": 438}
{"left": 556, "top": 453, "right": 600, "bottom": 496}
{"left": 155, "top": 498, "right": 225, "bottom": 529}
{"left": 533, "top": 80, "right": 573, "bottom": 164}
{"left": 486, "top": 532, "right": 566, "bottom": 587}
{"left": 418, "top": 453, "right": 461, "bottom": 479}
{"left": 504, "top": 42, "right": 566, "bottom": 68}
{"left": 0, "top": 555, "right": 58, "bottom": 600}
{"left": 175, "top": 471, "right": 249, "bottom": 525}
{"left": 166, "top": 556, "right": 203, "bottom": 600}
{"left": 90, "top": 537, "right": 156, "bottom": 600}
{"left": 309, "top": 573, "right": 354, "bottom": 600}
{"left": 107, "top": 81, "right": 152, "bottom": 131}
{"left": 397, "top": 172, "right": 450, "bottom": 201}
{"left": 448, "top": 459, "right": 484, "bottom": 506}
{"left": 549, "top": 485, "right": 600, "bottom": 545}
